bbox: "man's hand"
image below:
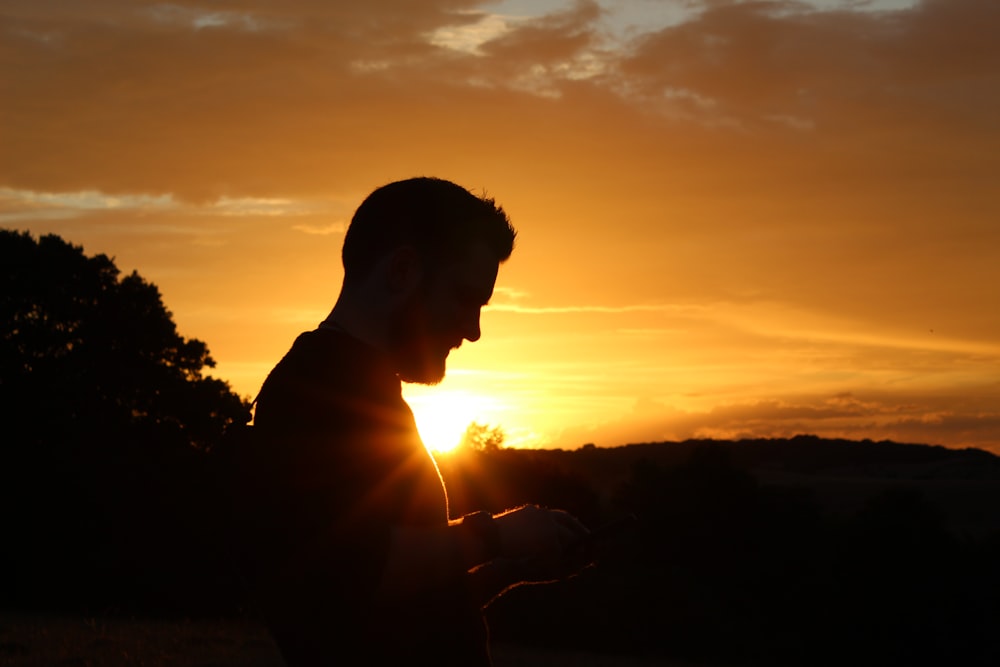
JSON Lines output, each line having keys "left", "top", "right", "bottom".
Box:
{"left": 492, "top": 504, "right": 591, "bottom": 580}
{"left": 463, "top": 505, "right": 594, "bottom": 606}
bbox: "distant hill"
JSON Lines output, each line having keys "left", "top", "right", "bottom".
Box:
{"left": 533, "top": 434, "right": 1000, "bottom": 485}
{"left": 516, "top": 435, "right": 1000, "bottom": 539}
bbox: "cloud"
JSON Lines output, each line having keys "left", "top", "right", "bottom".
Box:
{"left": 212, "top": 196, "right": 316, "bottom": 217}
{"left": 0, "top": 187, "right": 178, "bottom": 222}
{"left": 475, "top": 0, "right": 610, "bottom": 95}
{"left": 555, "top": 388, "right": 1000, "bottom": 454}
{"left": 3, "top": 0, "right": 997, "bottom": 203}
{"left": 145, "top": 3, "right": 293, "bottom": 33}
{"left": 486, "top": 301, "right": 708, "bottom": 315}
{"left": 488, "top": 285, "right": 530, "bottom": 303}
{"left": 488, "top": 296, "right": 1000, "bottom": 363}
{"left": 0, "top": 187, "right": 326, "bottom": 223}
{"left": 2, "top": 0, "right": 478, "bottom": 197}
{"left": 428, "top": 11, "right": 521, "bottom": 55}
{"left": 616, "top": 0, "right": 1000, "bottom": 136}
{"left": 291, "top": 221, "right": 348, "bottom": 235}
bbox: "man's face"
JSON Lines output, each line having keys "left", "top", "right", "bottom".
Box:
{"left": 388, "top": 243, "right": 500, "bottom": 385}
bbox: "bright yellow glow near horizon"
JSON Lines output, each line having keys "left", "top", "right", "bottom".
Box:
{"left": 406, "top": 388, "right": 501, "bottom": 453}
{"left": 408, "top": 391, "right": 476, "bottom": 452}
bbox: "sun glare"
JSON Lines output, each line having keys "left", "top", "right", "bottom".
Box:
{"left": 407, "top": 389, "right": 493, "bottom": 453}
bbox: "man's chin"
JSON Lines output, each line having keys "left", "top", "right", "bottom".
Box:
{"left": 397, "top": 357, "right": 448, "bottom": 385}
{"left": 400, "top": 369, "right": 446, "bottom": 386}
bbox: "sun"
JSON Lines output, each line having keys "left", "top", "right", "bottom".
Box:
{"left": 406, "top": 389, "right": 489, "bottom": 453}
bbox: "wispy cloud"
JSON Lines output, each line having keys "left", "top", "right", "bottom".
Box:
{"left": 488, "top": 296, "right": 1000, "bottom": 363}
{"left": 427, "top": 12, "right": 520, "bottom": 55}
{"left": 0, "top": 187, "right": 323, "bottom": 223}
{"left": 212, "top": 196, "right": 315, "bottom": 217}
{"left": 490, "top": 285, "right": 530, "bottom": 301}
{"left": 144, "top": 4, "right": 292, "bottom": 33}
{"left": 554, "top": 388, "right": 1000, "bottom": 453}
{"left": 291, "top": 221, "right": 348, "bottom": 236}
{"left": 487, "top": 302, "right": 708, "bottom": 315}
{"left": 0, "top": 187, "right": 178, "bottom": 222}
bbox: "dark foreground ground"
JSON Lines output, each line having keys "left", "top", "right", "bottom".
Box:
{"left": 0, "top": 611, "right": 711, "bottom": 667}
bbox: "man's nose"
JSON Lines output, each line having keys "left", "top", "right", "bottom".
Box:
{"left": 463, "top": 309, "right": 482, "bottom": 342}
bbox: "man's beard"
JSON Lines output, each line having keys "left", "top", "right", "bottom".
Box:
{"left": 386, "top": 295, "right": 450, "bottom": 385}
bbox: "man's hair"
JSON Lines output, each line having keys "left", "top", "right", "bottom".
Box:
{"left": 341, "top": 177, "right": 516, "bottom": 282}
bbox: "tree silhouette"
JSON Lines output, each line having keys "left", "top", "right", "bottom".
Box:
{"left": 0, "top": 229, "right": 248, "bottom": 452}
{"left": 0, "top": 230, "right": 249, "bottom": 610}
{"left": 457, "top": 421, "right": 506, "bottom": 453}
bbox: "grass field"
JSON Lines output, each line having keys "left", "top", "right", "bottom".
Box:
{"left": 0, "top": 612, "right": 704, "bottom": 667}
{"left": 0, "top": 612, "right": 283, "bottom": 667}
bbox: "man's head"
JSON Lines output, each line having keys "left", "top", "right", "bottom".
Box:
{"left": 339, "top": 177, "right": 516, "bottom": 384}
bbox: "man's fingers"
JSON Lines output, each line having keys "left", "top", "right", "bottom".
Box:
{"left": 546, "top": 509, "right": 591, "bottom": 550}
{"left": 551, "top": 510, "right": 589, "bottom": 533}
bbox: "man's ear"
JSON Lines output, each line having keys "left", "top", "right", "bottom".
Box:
{"left": 385, "top": 245, "right": 423, "bottom": 295}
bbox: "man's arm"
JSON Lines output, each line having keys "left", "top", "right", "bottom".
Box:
{"left": 373, "top": 519, "right": 493, "bottom": 602}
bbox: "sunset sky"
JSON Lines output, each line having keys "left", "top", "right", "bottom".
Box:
{"left": 3, "top": 0, "right": 998, "bottom": 453}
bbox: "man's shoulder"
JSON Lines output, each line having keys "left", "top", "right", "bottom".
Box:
{"left": 267, "top": 328, "right": 379, "bottom": 381}
{"left": 255, "top": 328, "right": 399, "bottom": 424}
{"left": 275, "top": 328, "right": 345, "bottom": 368}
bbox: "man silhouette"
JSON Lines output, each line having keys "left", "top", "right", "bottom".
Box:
{"left": 241, "top": 177, "right": 590, "bottom": 666}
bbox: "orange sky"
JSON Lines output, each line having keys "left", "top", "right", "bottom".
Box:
{"left": 2, "top": 0, "right": 998, "bottom": 452}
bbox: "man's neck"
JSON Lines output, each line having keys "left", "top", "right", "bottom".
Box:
{"left": 320, "top": 299, "right": 388, "bottom": 354}
{"left": 317, "top": 318, "right": 346, "bottom": 334}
